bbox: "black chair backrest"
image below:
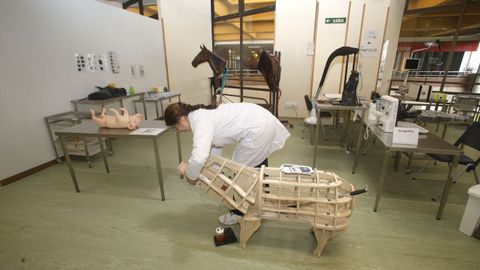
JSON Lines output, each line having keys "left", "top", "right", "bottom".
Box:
{"left": 304, "top": 95, "right": 312, "bottom": 111}
{"left": 460, "top": 122, "right": 480, "bottom": 151}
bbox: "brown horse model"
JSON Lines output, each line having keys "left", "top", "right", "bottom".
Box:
{"left": 257, "top": 50, "right": 282, "bottom": 116}
{"left": 90, "top": 108, "right": 142, "bottom": 130}
{"left": 191, "top": 45, "right": 227, "bottom": 105}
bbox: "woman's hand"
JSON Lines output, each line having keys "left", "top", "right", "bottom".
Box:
{"left": 177, "top": 161, "right": 197, "bottom": 185}
{"left": 177, "top": 161, "right": 187, "bottom": 178}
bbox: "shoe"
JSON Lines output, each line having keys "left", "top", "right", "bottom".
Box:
{"left": 218, "top": 212, "right": 242, "bottom": 225}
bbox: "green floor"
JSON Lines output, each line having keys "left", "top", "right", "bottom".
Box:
{"left": 0, "top": 121, "right": 478, "bottom": 269}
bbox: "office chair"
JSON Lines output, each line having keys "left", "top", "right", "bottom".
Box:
{"left": 412, "top": 122, "right": 480, "bottom": 200}
{"left": 302, "top": 95, "right": 331, "bottom": 143}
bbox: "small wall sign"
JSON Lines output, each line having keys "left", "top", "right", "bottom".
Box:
{"left": 325, "top": 17, "right": 346, "bottom": 24}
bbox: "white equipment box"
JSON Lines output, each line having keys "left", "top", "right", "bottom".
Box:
{"left": 377, "top": 95, "right": 399, "bottom": 133}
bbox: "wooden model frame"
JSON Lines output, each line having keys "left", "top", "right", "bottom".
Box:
{"left": 197, "top": 156, "right": 355, "bottom": 256}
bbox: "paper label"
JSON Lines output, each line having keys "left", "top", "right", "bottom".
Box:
{"left": 392, "top": 127, "right": 419, "bottom": 145}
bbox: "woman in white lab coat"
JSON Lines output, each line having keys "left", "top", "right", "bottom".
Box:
{"left": 164, "top": 102, "right": 290, "bottom": 224}
{"left": 165, "top": 102, "right": 290, "bottom": 179}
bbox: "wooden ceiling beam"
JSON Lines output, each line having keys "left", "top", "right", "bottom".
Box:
{"left": 213, "top": 0, "right": 236, "bottom": 17}
{"left": 243, "top": 12, "right": 274, "bottom": 22}
{"left": 407, "top": 0, "right": 451, "bottom": 10}
{"left": 405, "top": 1, "right": 478, "bottom": 15}
{"left": 430, "top": 22, "right": 480, "bottom": 36}
{"left": 225, "top": 0, "right": 275, "bottom": 6}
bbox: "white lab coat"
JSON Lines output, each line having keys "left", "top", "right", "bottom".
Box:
{"left": 185, "top": 103, "right": 290, "bottom": 179}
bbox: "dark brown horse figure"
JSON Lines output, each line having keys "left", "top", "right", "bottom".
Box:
{"left": 192, "top": 45, "right": 227, "bottom": 105}
{"left": 257, "top": 50, "right": 282, "bottom": 116}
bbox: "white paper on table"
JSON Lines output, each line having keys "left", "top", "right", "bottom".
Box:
{"left": 129, "top": 128, "right": 166, "bottom": 136}
{"left": 392, "top": 127, "right": 419, "bottom": 146}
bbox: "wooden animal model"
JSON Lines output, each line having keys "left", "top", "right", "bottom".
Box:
{"left": 90, "top": 108, "right": 142, "bottom": 130}
{"left": 196, "top": 155, "right": 355, "bottom": 257}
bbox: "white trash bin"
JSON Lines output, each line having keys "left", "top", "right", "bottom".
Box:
{"left": 459, "top": 184, "right": 480, "bottom": 236}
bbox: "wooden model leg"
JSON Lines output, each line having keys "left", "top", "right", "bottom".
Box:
{"left": 238, "top": 215, "right": 261, "bottom": 249}
{"left": 313, "top": 229, "right": 332, "bottom": 257}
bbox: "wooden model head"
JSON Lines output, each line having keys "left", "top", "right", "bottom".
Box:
{"left": 90, "top": 108, "right": 142, "bottom": 130}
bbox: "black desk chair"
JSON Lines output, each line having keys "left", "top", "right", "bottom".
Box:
{"left": 412, "top": 122, "right": 480, "bottom": 200}
{"left": 303, "top": 95, "right": 331, "bottom": 142}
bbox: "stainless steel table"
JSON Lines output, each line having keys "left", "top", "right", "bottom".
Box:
{"left": 312, "top": 102, "right": 368, "bottom": 174}
{"left": 361, "top": 127, "right": 462, "bottom": 219}
{"left": 132, "top": 92, "right": 181, "bottom": 120}
{"left": 72, "top": 92, "right": 148, "bottom": 119}
{"left": 56, "top": 120, "right": 182, "bottom": 201}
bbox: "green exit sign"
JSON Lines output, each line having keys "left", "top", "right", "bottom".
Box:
{"left": 325, "top": 17, "right": 346, "bottom": 24}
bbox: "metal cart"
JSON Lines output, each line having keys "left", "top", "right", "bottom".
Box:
{"left": 45, "top": 111, "right": 102, "bottom": 167}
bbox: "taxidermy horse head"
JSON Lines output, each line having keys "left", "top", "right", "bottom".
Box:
{"left": 191, "top": 45, "right": 227, "bottom": 77}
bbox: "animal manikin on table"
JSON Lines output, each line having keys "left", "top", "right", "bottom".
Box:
{"left": 193, "top": 155, "right": 359, "bottom": 257}
{"left": 90, "top": 108, "right": 142, "bottom": 130}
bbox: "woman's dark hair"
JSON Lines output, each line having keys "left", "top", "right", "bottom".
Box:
{"left": 164, "top": 102, "right": 216, "bottom": 126}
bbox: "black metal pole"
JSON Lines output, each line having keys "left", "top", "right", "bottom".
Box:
{"left": 239, "top": 0, "right": 244, "bottom": 103}
{"left": 439, "top": 0, "right": 467, "bottom": 93}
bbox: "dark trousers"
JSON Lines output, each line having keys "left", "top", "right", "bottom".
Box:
{"left": 255, "top": 158, "right": 268, "bottom": 168}
{"left": 231, "top": 158, "right": 268, "bottom": 216}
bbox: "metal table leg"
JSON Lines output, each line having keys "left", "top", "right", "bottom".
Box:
{"left": 106, "top": 138, "right": 115, "bottom": 156}
{"left": 143, "top": 97, "right": 148, "bottom": 120}
{"left": 153, "top": 137, "right": 165, "bottom": 201}
{"left": 341, "top": 111, "right": 349, "bottom": 148}
{"left": 159, "top": 99, "right": 165, "bottom": 119}
{"left": 374, "top": 149, "right": 391, "bottom": 212}
{"left": 352, "top": 110, "right": 366, "bottom": 174}
{"left": 441, "top": 123, "right": 449, "bottom": 139}
{"left": 394, "top": 151, "right": 401, "bottom": 171}
{"left": 312, "top": 110, "right": 320, "bottom": 168}
{"left": 82, "top": 138, "right": 92, "bottom": 168}
{"left": 59, "top": 135, "right": 80, "bottom": 192}
{"left": 436, "top": 154, "right": 460, "bottom": 220}
{"left": 155, "top": 100, "right": 160, "bottom": 120}
{"left": 98, "top": 137, "right": 110, "bottom": 173}
{"left": 406, "top": 152, "right": 414, "bottom": 174}
{"left": 133, "top": 101, "right": 138, "bottom": 114}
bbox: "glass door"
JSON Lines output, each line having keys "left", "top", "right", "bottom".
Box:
{"left": 212, "top": 0, "right": 275, "bottom": 109}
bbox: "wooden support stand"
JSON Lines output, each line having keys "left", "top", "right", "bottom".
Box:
{"left": 238, "top": 213, "right": 262, "bottom": 249}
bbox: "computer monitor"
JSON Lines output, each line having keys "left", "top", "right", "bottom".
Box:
{"left": 404, "top": 58, "right": 420, "bottom": 70}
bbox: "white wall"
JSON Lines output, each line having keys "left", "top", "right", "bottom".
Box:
{"left": 312, "top": 0, "right": 352, "bottom": 96}
{"left": 275, "top": 0, "right": 317, "bottom": 117}
{"left": 377, "top": 0, "right": 406, "bottom": 94}
{"left": 0, "top": 0, "right": 167, "bottom": 180}
{"left": 158, "top": 0, "right": 213, "bottom": 105}
{"left": 311, "top": 0, "right": 394, "bottom": 97}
